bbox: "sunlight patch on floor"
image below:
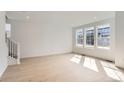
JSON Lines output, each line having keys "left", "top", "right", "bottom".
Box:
{"left": 83, "top": 57, "right": 98, "bottom": 72}
{"left": 70, "top": 54, "right": 82, "bottom": 64}
{"left": 103, "top": 67, "right": 121, "bottom": 80}
{"left": 101, "top": 61, "right": 118, "bottom": 70}
{"left": 100, "top": 61, "right": 124, "bottom": 81}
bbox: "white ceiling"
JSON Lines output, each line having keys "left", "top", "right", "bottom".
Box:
{"left": 6, "top": 11, "right": 115, "bottom": 26}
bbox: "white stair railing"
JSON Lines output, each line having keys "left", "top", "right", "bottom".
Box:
{"left": 7, "top": 38, "right": 20, "bottom": 65}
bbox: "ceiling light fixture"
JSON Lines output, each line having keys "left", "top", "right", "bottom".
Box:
{"left": 94, "top": 17, "right": 97, "bottom": 19}
{"left": 26, "top": 16, "right": 30, "bottom": 20}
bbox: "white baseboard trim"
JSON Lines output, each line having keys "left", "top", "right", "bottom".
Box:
{"left": 0, "top": 64, "right": 8, "bottom": 79}
{"left": 21, "top": 51, "right": 72, "bottom": 59}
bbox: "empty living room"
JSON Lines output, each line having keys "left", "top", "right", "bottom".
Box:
{"left": 1, "top": 11, "right": 124, "bottom": 82}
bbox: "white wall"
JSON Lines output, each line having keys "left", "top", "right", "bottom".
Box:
{"left": 7, "top": 12, "right": 115, "bottom": 59}
{"left": 7, "top": 20, "right": 72, "bottom": 58}
{"left": 72, "top": 18, "right": 115, "bottom": 61}
{"left": 0, "top": 12, "right": 8, "bottom": 77}
{"left": 115, "top": 12, "right": 124, "bottom": 68}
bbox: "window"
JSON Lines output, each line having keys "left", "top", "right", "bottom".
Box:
{"left": 96, "top": 24, "right": 110, "bottom": 49}
{"left": 85, "top": 27, "right": 95, "bottom": 47}
{"left": 74, "top": 23, "right": 111, "bottom": 50}
{"left": 76, "top": 29, "right": 84, "bottom": 47}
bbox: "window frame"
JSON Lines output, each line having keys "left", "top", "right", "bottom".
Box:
{"left": 96, "top": 24, "right": 111, "bottom": 49}
{"left": 75, "top": 28, "right": 84, "bottom": 47}
{"left": 84, "top": 27, "right": 95, "bottom": 48}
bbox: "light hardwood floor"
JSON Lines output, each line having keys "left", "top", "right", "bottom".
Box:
{"left": 1, "top": 53, "right": 124, "bottom": 82}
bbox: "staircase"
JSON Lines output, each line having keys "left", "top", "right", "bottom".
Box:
{"left": 6, "top": 38, "right": 20, "bottom": 65}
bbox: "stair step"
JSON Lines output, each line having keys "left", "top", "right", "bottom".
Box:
{"left": 8, "top": 56, "right": 17, "bottom": 65}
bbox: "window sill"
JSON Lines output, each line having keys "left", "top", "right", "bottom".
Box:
{"left": 76, "top": 45, "right": 83, "bottom": 49}
{"left": 76, "top": 44, "right": 83, "bottom": 47}
{"left": 84, "top": 45, "right": 94, "bottom": 49}
{"left": 97, "top": 46, "right": 110, "bottom": 50}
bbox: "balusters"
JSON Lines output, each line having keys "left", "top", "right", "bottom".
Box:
{"left": 7, "top": 38, "right": 20, "bottom": 64}
{"left": 8, "top": 38, "right": 17, "bottom": 58}
{"left": 10, "top": 41, "right": 13, "bottom": 57}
